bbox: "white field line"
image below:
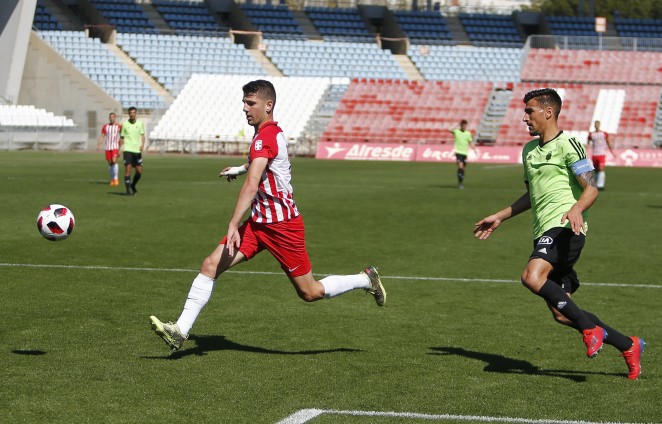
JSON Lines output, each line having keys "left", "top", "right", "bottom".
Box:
{"left": 277, "top": 408, "right": 644, "bottom": 424}
{"left": 0, "top": 263, "right": 661, "bottom": 289}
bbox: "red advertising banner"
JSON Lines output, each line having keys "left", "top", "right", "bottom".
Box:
{"left": 607, "top": 148, "right": 662, "bottom": 167}
{"left": 315, "top": 142, "right": 416, "bottom": 161}
{"left": 416, "top": 145, "right": 521, "bottom": 163}
{"left": 315, "top": 142, "right": 662, "bottom": 168}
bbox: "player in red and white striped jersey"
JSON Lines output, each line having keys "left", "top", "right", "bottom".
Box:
{"left": 149, "top": 80, "right": 386, "bottom": 351}
{"left": 96, "top": 112, "right": 122, "bottom": 186}
{"left": 247, "top": 120, "right": 299, "bottom": 224}
{"left": 587, "top": 120, "right": 615, "bottom": 191}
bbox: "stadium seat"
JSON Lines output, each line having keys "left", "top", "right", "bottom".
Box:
{"left": 322, "top": 79, "right": 492, "bottom": 144}
{"left": 39, "top": 31, "right": 166, "bottom": 109}
{"left": 151, "top": 75, "right": 331, "bottom": 143}
{"left": 116, "top": 33, "right": 264, "bottom": 95}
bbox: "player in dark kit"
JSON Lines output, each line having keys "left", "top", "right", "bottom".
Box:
{"left": 473, "top": 88, "right": 644, "bottom": 380}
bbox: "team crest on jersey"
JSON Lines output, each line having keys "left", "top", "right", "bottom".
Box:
{"left": 538, "top": 236, "right": 553, "bottom": 245}
{"left": 546, "top": 152, "right": 552, "bottom": 161}
{"left": 254, "top": 140, "right": 263, "bottom": 151}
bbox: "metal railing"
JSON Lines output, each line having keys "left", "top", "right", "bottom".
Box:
{"left": 528, "top": 34, "right": 662, "bottom": 52}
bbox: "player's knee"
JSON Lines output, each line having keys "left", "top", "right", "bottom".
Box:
{"left": 520, "top": 269, "right": 541, "bottom": 291}
{"left": 298, "top": 292, "right": 316, "bottom": 302}
{"left": 295, "top": 286, "right": 323, "bottom": 302}
{"left": 200, "top": 255, "right": 218, "bottom": 275}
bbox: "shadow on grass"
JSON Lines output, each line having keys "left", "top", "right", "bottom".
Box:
{"left": 431, "top": 184, "right": 465, "bottom": 190}
{"left": 429, "top": 346, "right": 623, "bottom": 382}
{"left": 12, "top": 349, "right": 46, "bottom": 355}
{"left": 144, "top": 334, "right": 362, "bottom": 360}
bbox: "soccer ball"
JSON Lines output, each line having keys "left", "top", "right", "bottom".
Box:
{"left": 37, "top": 204, "right": 75, "bottom": 241}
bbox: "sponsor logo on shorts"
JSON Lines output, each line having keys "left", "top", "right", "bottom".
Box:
{"left": 557, "top": 301, "right": 567, "bottom": 309}
{"left": 538, "top": 248, "right": 547, "bottom": 254}
{"left": 288, "top": 265, "right": 300, "bottom": 273}
{"left": 538, "top": 236, "right": 554, "bottom": 245}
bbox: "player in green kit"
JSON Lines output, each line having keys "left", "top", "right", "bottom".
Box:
{"left": 449, "top": 120, "right": 477, "bottom": 189}
{"left": 119, "top": 106, "right": 145, "bottom": 195}
{"left": 473, "top": 88, "right": 644, "bottom": 380}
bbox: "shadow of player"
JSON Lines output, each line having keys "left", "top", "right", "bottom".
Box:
{"left": 429, "top": 346, "right": 622, "bottom": 382}
{"left": 144, "top": 334, "right": 362, "bottom": 360}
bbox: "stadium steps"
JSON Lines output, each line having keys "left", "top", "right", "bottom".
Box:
{"left": 247, "top": 50, "right": 284, "bottom": 77}
{"left": 41, "top": 0, "right": 83, "bottom": 31}
{"left": 291, "top": 10, "right": 323, "bottom": 40}
{"left": 106, "top": 43, "right": 174, "bottom": 104}
{"left": 140, "top": 2, "right": 170, "bottom": 32}
{"left": 392, "top": 54, "right": 424, "bottom": 80}
{"left": 444, "top": 15, "right": 471, "bottom": 45}
{"left": 654, "top": 93, "right": 662, "bottom": 147}
{"left": 22, "top": 31, "right": 120, "bottom": 148}
{"left": 477, "top": 87, "right": 513, "bottom": 144}
{"left": 301, "top": 81, "right": 349, "bottom": 147}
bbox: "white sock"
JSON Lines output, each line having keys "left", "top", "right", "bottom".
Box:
{"left": 320, "top": 273, "right": 370, "bottom": 298}
{"left": 112, "top": 163, "right": 118, "bottom": 179}
{"left": 176, "top": 273, "right": 215, "bottom": 335}
{"left": 597, "top": 171, "right": 605, "bottom": 188}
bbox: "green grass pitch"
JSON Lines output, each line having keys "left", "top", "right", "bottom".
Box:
{"left": 1, "top": 151, "right": 660, "bottom": 423}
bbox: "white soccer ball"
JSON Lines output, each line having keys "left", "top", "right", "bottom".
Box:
{"left": 37, "top": 204, "right": 75, "bottom": 241}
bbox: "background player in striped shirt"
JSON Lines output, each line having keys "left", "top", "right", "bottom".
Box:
{"left": 96, "top": 112, "right": 121, "bottom": 186}
{"left": 149, "top": 79, "right": 386, "bottom": 352}
{"left": 473, "top": 88, "right": 644, "bottom": 380}
{"left": 587, "top": 120, "right": 615, "bottom": 191}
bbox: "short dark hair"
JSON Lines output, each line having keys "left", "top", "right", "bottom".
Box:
{"left": 128, "top": 106, "right": 137, "bottom": 113}
{"left": 523, "top": 88, "right": 562, "bottom": 118}
{"left": 242, "top": 79, "right": 276, "bottom": 109}
{"left": 460, "top": 119, "right": 468, "bottom": 125}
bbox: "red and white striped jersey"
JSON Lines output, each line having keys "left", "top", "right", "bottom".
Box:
{"left": 589, "top": 131, "right": 609, "bottom": 156}
{"left": 248, "top": 121, "right": 299, "bottom": 224}
{"left": 101, "top": 123, "right": 122, "bottom": 150}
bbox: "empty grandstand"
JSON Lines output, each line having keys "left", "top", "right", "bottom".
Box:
{"left": 116, "top": 33, "right": 264, "bottom": 94}
{"left": 40, "top": 30, "right": 167, "bottom": 109}
{"left": 150, "top": 74, "right": 334, "bottom": 154}
{"left": 1, "top": 0, "right": 661, "bottom": 154}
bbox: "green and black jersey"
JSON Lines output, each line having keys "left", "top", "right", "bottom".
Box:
{"left": 522, "top": 131, "right": 594, "bottom": 239}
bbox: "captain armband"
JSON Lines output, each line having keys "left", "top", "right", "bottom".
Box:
{"left": 570, "top": 158, "right": 594, "bottom": 176}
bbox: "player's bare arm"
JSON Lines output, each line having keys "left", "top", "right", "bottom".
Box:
{"left": 606, "top": 135, "right": 616, "bottom": 156}
{"left": 226, "top": 157, "right": 268, "bottom": 256}
{"left": 561, "top": 170, "right": 599, "bottom": 235}
{"left": 474, "top": 188, "right": 531, "bottom": 240}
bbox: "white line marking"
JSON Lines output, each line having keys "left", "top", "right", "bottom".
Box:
{"left": 0, "top": 263, "right": 660, "bottom": 289}
{"left": 277, "top": 408, "right": 645, "bottom": 424}
{"left": 277, "top": 409, "right": 324, "bottom": 424}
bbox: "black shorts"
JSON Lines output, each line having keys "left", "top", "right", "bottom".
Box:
{"left": 456, "top": 153, "right": 467, "bottom": 165}
{"left": 529, "top": 227, "right": 585, "bottom": 294}
{"left": 123, "top": 152, "right": 143, "bottom": 167}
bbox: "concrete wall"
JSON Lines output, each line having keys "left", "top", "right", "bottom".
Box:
{"left": 19, "top": 31, "right": 121, "bottom": 148}
{"left": 0, "top": 0, "right": 37, "bottom": 104}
